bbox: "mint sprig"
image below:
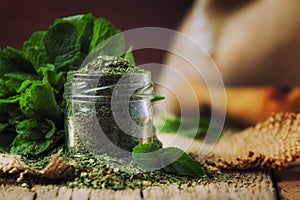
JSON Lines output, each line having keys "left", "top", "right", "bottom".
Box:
{"left": 132, "top": 142, "right": 204, "bottom": 178}
{"left": 151, "top": 95, "right": 165, "bottom": 102}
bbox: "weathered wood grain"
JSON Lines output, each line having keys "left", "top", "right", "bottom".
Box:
{"left": 0, "top": 170, "right": 276, "bottom": 200}
{"left": 275, "top": 159, "right": 300, "bottom": 200}
{"left": 33, "top": 185, "right": 59, "bottom": 200}
{"left": 0, "top": 185, "right": 35, "bottom": 200}
{"left": 142, "top": 171, "right": 276, "bottom": 200}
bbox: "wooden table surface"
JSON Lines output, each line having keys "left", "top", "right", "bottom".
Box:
{"left": 0, "top": 170, "right": 276, "bottom": 200}
{"left": 1, "top": 167, "right": 300, "bottom": 200}
{"left": 274, "top": 160, "right": 300, "bottom": 200}
{"left": 0, "top": 137, "right": 299, "bottom": 199}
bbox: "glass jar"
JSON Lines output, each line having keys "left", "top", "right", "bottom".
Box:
{"left": 64, "top": 71, "right": 154, "bottom": 157}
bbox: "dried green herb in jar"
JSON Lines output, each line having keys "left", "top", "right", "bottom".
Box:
{"left": 64, "top": 55, "right": 154, "bottom": 157}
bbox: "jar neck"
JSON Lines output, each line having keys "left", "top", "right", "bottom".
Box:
{"left": 64, "top": 71, "right": 154, "bottom": 102}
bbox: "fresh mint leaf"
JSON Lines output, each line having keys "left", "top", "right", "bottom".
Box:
{"left": 0, "top": 47, "right": 36, "bottom": 74}
{"left": 132, "top": 143, "right": 162, "bottom": 171}
{"left": 89, "top": 17, "right": 120, "bottom": 52}
{"left": 0, "top": 96, "right": 20, "bottom": 124}
{"left": 23, "top": 31, "right": 47, "bottom": 70}
{"left": 4, "top": 72, "right": 39, "bottom": 93}
{"left": 151, "top": 95, "right": 165, "bottom": 102}
{"left": 0, "top": 95, "right": 20, "bottom": 105}
{"left": 0, "top": 124, "right": 17, "bottom": 153}
{"left": 0, "top": 56, "right": 14, "bottom": 79}
{"left": 8, "top": 112, "right": 25, "bottom": 127}
{"left": 133, "top": 141, "right": 204, "bottom": 178}
{"left": 88, "top": 18, "right": 126, "bottom": 58}
{"left": 0, "top": 96, "right": 20, "bottom": 121}
{"left": 0, "top": 79, "right": 12, "bottom": 98}
{"left": 54, "top": 14, "right": 94, "bottom": 55}
{"left": 19, "top": 81, "right": 62, "bottom": 127}
{"left": 10, "top": 119, "right": 57, "bottom": 156}
{"left": 161, "top": 147, "right": 204, "bottom": 178}
{"left": 37, "top": 64, "right": 65, "bottom": 96}
{"left": 23, "top": 31, "right": 46, "bottom": 50}
{"left": 159, "top": 117, "right": 221, "bottom": 140}
{"left": 75, "top": 14, "right": 94, "bottom": 54}
{"left": 7, "top": 107, "right": 25, "bottom": 124}
{"left": 44, "top": 22, "right": 82, "bottom": 71}
{"left": 15, "top": 119, "right": 47, "bottom": 140}
{"left": 17, "top": 80, "right": 32, "bottom": 93}
{"left": 124, "top": 46, "right": 135, "bottom": 65}
{"left": 8, "top": 95, "right": 21, "bottom": 104}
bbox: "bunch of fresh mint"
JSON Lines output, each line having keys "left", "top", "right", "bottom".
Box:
{"left": 0, "top": 14, "right": 130, "bottom": 156}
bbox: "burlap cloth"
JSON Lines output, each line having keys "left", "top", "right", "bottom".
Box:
{"left": 0, "top": 112, "right": 299, "bottom": 182}
{"left": 190, "top": 112, "right": 300, "bottom": 170}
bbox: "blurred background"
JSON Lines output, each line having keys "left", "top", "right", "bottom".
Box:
{"left": 0, "top": 0, "right": 194, "bottom": 65}
{"left": 2, "top": 0, "right": 300, "bottom": 126}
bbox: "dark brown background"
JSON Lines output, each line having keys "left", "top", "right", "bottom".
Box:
{"left": 0, "top": 0, "right": 194, "bottom": 65}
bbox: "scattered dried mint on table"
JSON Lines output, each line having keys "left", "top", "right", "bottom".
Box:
{"left": 65, "top": 154, "right": 215, "bottom": 190}
{"left": 20, "top": 150, "right": 239, "bottom": 190}
{"left": 21, "top": 147, "right": 63, "bottom": 170}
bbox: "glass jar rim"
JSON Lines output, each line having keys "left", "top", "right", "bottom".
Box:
{"left": 67, "top": 70, "right": 151, "bottom": 80}
{"left": 64, "top": 70, "right": 154, "bottom": 101}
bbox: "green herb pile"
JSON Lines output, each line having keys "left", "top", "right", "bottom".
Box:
{"left": 78, "top": 54, "right": 140, "bottom": 74}
{"left": 66, "top": 154, "right": 222, "bottom": 190}
{"left": 22, "top": 150, "right": 231, "bottom": 190}
{"left": 0, "top": 14, "right": 126, "bottom": 156}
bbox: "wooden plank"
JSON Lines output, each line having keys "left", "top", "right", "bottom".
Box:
{"left": 0, "top": 170, "right": 276, "bottom": 200}
{"left": 0, "top": 185, "right": 35, "bottom": 200}
{"left": 274, "top": 158, "right": 300, "bottom": 200}
{"left": 90, "top": 189, "right": 142, "bottom": 200}
{"left": 56, "top": 186, "right": 72, "bottom": 200}
{"left": 33, "top": 185, "right": 59, "bottom": 200}
{"left": 72, "top": 188, "right": 91, "bottom": 200}
{"left": 142, "top": 184, "right": 182, "bottom": 200}
{"left": 142, "top": 171, "right": 276, "bottom": 200}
